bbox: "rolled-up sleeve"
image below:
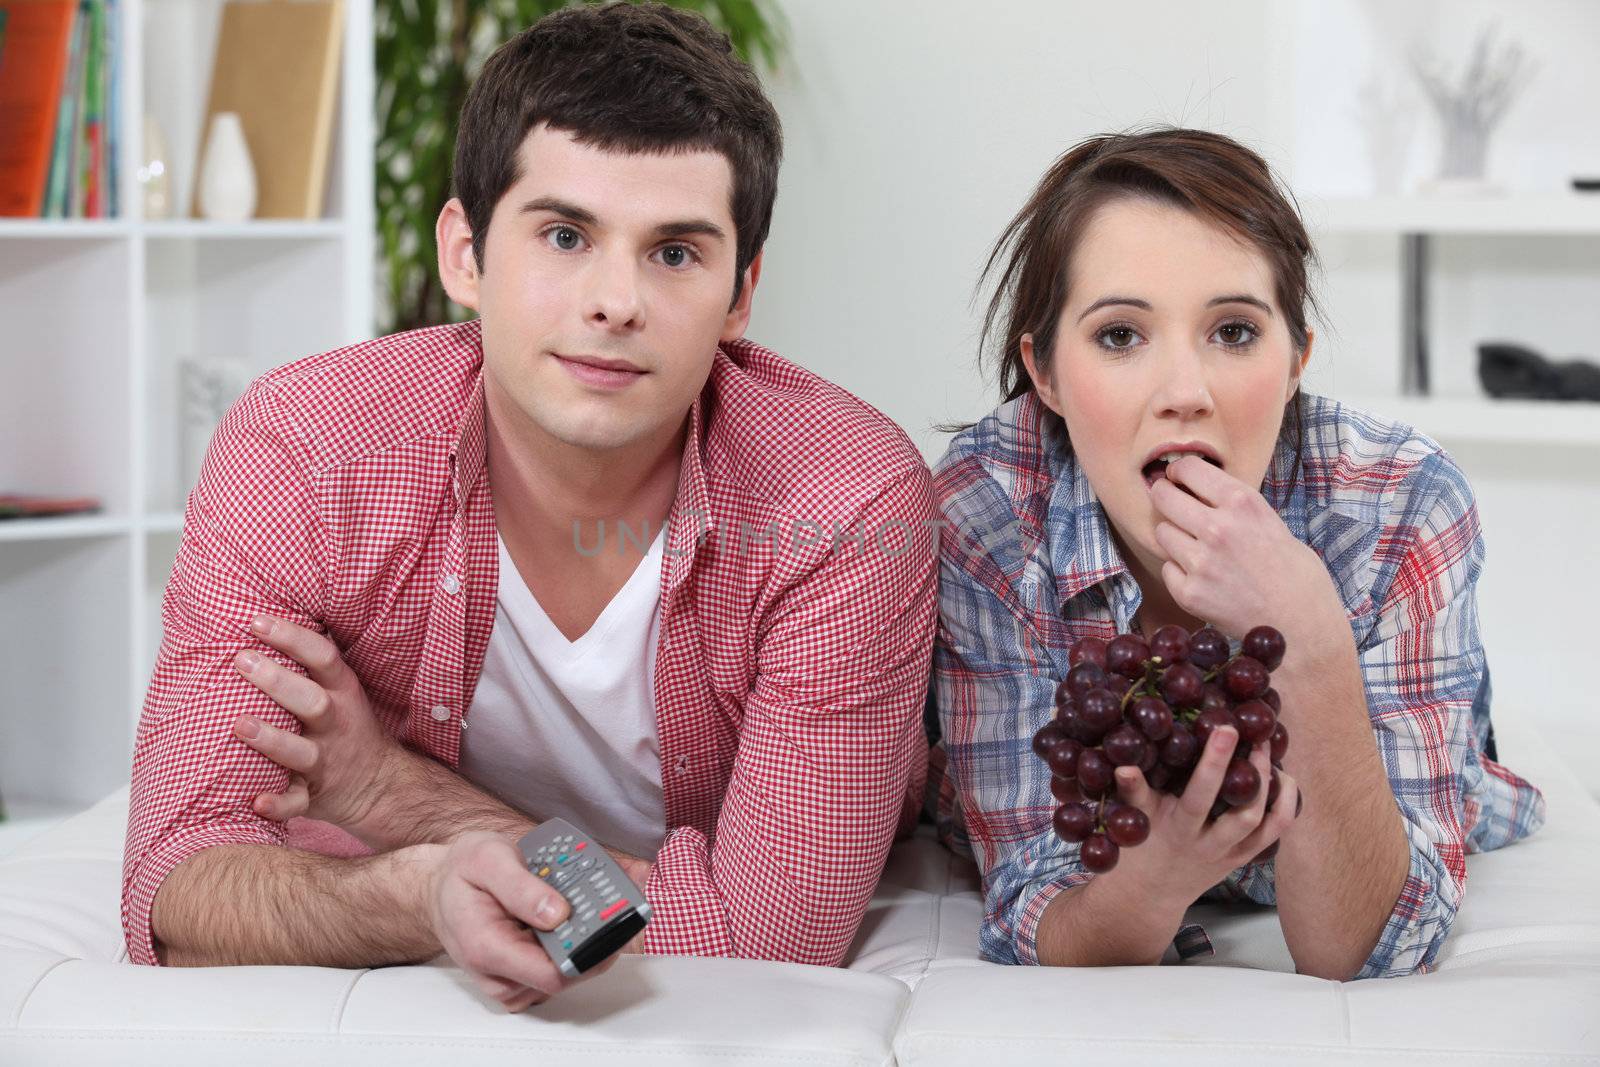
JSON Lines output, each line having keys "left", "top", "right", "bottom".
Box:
{"left": 640, "top": 464, "right": 938, "bottom": 965}
{"left": 122, "top": 382, "right": 332, "bottom": 966}
{"left": 1353, "top": 448, "right": 1542, "bottom": 978}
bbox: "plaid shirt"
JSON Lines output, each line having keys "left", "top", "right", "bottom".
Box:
{"left": 931, "top": 390, "right": 1546, "bottom": 979}
{"left": 123, "top": 320, "right": 938, "bottom": 968}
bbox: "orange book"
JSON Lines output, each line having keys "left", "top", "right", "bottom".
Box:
{"left": 0, "top": 0, "right": 77, "bottom": 217}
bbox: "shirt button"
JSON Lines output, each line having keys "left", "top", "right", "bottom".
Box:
{"left": 440, "top": 573, "right": 462, "bottom": 595}
{"left": 430, "top": 704, "right": 451, "bottom": 721}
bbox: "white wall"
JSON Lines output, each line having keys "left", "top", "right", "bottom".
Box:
{"left": 747, "top": 0, "right": 1600, "bottom": 793}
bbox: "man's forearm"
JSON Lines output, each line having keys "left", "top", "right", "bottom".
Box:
{"left": 151, "top": 841, "right": 445, "bottom": 968}
{"left": 355, "top": 748, "right": 655, "bottom": 886}
{"left": 1033, "top": 871, "right": 1187, "bottom": 967}
{"left": 1273, "top": 627, "right": 1411, "bottom": 981}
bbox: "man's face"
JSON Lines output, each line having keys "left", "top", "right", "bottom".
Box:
{"left": 449, "top": 124, "right": 753, "bottom": 454}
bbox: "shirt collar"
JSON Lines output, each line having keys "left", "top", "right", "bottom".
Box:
{"left": 448, "top": 321, "right": 723, "bottom": 598}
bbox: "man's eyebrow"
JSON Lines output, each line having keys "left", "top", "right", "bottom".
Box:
{"left": 518, "top": 197, "right": 598, "bottom": 225}
{"left": 1075, "top": 293, "right": 1275, "bottom": 323}
{"left": 517, "top": 197, "right": 726, "bottom": 243}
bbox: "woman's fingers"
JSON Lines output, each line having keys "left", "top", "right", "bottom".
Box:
{"left": 234, "top": 651, "right": 335, "bottom": 727}
{"left": 1177, "top": 725, "right": 1237, "bottom": 828}
{"left": 249, "top": 615, "right": 358, "bottom": 694}
{"left": 1114, "top": 765, "right": 1156, "bottom": 814}
{"left": 253, "top": 775, "right": 310, "bottom": 821}
{"left": 1236, "top": 767, "right": 1300, "bottom": 861}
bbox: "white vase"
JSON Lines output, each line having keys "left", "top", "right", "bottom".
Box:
{"left": 198, "top": 112, "right": 257, "bottom": 222}
{"left": 139, "top": 113, "right": 171, "bottom": 220}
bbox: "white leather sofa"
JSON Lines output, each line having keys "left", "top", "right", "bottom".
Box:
{"left": 4, "top": 711, "right": 1597, "bottom": 1065}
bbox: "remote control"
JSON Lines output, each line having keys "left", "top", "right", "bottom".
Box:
{"left": 514, "top": 818, "right": 651, "bottom": 978}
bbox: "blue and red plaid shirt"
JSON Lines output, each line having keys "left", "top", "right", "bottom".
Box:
{"left": 929, "top": 390, "right": 1546, "bottom": 979}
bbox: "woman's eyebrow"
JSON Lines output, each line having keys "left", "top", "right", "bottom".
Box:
{"left": 1208, "top": 293, "right": 1274, "bottom": 317}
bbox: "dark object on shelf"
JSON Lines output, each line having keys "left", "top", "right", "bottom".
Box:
{"left": 1573, "top": 177, "right": 1600, "bottom": 192}
{"left": 0, "top": 493, "right": 102, "bottom": 519}
{"left": 1478, "top": 342, "right": 1600, "bottom": 401}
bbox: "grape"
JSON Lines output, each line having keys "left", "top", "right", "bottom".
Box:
{"left": 1081, "top": 833, "right": 1120, "bottom": 872}
{"left": 1103, "top": 724, "right": 1145, "bottom": 766}
{"left": 1046, "top": 737, "right": 1084, "bottom": 778}
{"left": 1233, "top": 700, "right": 1276, "bottom": 745}
{"left": 1220, "top": 758, "right": 1262, "bottom": 806}
{"left": 1188, "top": 626, "right": 1231, "bottom": 670}
{"left": 1192, "top": 706, "right": 1237, "bottom": 747}
{"left": 1064, "top": 661, "right": 1108, "bottom": 701}
{"left": 1136, "top": 739, "right": 1159, "bottom": 774}
{"left": 1266, "top": 768, "right": 1281, "bottom": 809}
{"left": 1078, "top": 687, "right": 1124, "bottom": 738}
{"left": 1158, "top": 661, "right": 1205, "bottom": 706}
{"left": 1105, "top": 805, "right": 1151, "bottom": 847}
{"left": 1106, "top": 634, "right": 1151, "bottom": 678}
{"left": 1242, "top": 625, "right": 1286, "bottom": 671}
{"left": 1053, "top": 801, "right": 1097, "bottom": 843}
{"left": 1262, "top": 687, "right": 1281, "bottom": 713}
{"left": 1223, "top": 655, "right": 1270, "bottom": 700}
{"left": 1051, "top": 775, "right": 1082, "bottom": 804}
{"left": 1129, "top": 695, "right": 1174, "bottom": 741}
{"left": 1145, "top": 763, "right": 1172, "bottom": 790}
{"left": 1160, "top": 722, "right": 1200, "bottom": 768}
{"left": 1269, "top": 721, "right": 1289, "bottom": 763}
{"left": 1069, "top": 636, "right": 1109, "bottom": 669}
{"left": 1076, "top": 747, "right": 1114, "bottom": 797}
{"left": 1033, "top": 720, "right": 1069, "bottom": 757}
{"left": 1199, "top": 683, "right": 1232, "bottom": 715}
{"left": 1208, "top": 797, "right": 1231, "bottom": 821}
{"left": 1060, "top": 704, "right": 1100, "bottom": 745}
{"left": 1149, "top": 624, "right": 1190, "bottom": 664}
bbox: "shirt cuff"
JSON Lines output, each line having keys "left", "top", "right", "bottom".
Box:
{"left": 639, "top": 825, "right": 734, "bottom": 958}
{"left": 1355, "top": 844, "right": 1443, "bottom": 979}
{"left": 122, "top": 820, "right": 281, "bottom": 967}
{"left": 1011, "top": 870, "right": 1097, "bottom": 966}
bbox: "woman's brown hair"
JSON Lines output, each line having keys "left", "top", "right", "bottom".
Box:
{"left": 965, "top": 127, "right": 1324, "bottom": 505}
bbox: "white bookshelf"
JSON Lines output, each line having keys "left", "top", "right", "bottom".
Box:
{"left": 0, "top": 0, "right": 375, "bottom": 831}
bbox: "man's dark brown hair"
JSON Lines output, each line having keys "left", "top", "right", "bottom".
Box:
{"left": 453, "top": 2, "right": 783, "bottom": 303}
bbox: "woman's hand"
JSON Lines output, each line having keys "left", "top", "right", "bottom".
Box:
{"left": 231, "top": 614, "right": 409, "bottom": 840}
{"left": 1149, "top": 455, "right": 1346, "bottom": 643}
{"left": 1104, "top": 725, "right": 1300, "bottom": 906}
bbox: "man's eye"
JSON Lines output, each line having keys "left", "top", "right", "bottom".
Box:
{"left": 658, "top": 244, "right": 693, "bottom": 268}
{"left": 546, "top": 226, "right": 583, "bottom": 251}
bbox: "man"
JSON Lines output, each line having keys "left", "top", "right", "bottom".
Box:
{"left": 125, "top": 2, "right": 938, "bottom": 1011}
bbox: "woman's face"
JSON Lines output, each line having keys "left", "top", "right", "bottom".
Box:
{"left": 1021, "top": 197, "right": 1312, "bottom": 583}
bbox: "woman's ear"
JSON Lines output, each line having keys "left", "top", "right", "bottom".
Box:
{"left": 1287, "top": 328, "right": 1315, "bottom": 402}
{"left": 437, "top": 198, "right": 481, "bottom": 312}
{"left": 1020, "top": 333, "right": 1064, "bottom": 417}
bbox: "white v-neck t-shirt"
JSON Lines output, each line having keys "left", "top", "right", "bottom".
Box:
{"left": 456, "top": 527, "right": 668, "bottom": 859}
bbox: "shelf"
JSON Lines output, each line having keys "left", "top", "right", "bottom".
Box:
{"left": 0, "top": 219, "right": 132, "bottom": 239}
{"left": 0, "top": 514, "right": 132, "bottom": 542}
{"left": 142, "top": 219, "right": 347, "bottom": 240}
{"left": 1342, "top": 395, "right": 1600, "bottom": 447}
{"left": 1307, "top": 195, "right": 1600, "bottom": 235}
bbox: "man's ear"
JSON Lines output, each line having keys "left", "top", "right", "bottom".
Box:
{"left": 720, "top": 250, "right": 763, "bottom": 343}
{"left": 437, "top": 198, "right": 481, "bottom": 312}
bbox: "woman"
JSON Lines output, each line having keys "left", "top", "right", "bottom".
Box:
{"left": 930, "top": 128, "right": 1545, "bottom": 980}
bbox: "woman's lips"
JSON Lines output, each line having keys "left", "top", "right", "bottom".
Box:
{"left": 554, "top": 354, "right": 646, "bottom": 389}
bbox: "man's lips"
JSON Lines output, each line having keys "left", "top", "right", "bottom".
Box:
{"left": 552, "top": 353, "right": 646, "bottom": 388}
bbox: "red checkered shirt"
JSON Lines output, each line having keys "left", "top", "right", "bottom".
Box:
{"left": 123, "top": 320, "right": 938, "bottom": 968}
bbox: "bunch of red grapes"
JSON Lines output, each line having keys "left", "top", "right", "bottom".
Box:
{"left": 1032, "top": 623, "right": 1293, "bottom": 873}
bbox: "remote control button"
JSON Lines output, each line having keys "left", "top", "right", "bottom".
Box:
{"left": 558, "top": 854, "right": 569, "bottom": 864}
{"left": 600, "top": 900, "right": 629, "bottom": 922}
{"left": 577, "top": 858, "right": 594, "bottom": 870}
{"left": 562, "top": 939, "right": 573, "bottom": 950}
{"left": 538, "top": 866, "right": 550, "bottom": 877}
{"left": 575, "top": 842, "right": 587, "bottom": 850}
{"left": 576, "top": 925, "right": 589, "bottom": 936}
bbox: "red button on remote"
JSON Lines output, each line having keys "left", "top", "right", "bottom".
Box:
{"left": 575, "top": 842, "right": 587, "bottom": 851}
{"left": 600, "top": 900, "right": 629, "bottom": 922}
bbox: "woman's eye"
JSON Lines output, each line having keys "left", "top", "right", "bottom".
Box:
{"left": 1215, "top": 321, "right": 1259, "bottom": 347}
{"left": 656, "top": 243, "right": 695, "bottom": 268}
{"left": 545, "top": 226, "right": 584, "bottom": 252}
{"left": 1097, "top": 326, "right": 1140, "bottom": 349}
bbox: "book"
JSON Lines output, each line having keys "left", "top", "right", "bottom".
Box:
{"left": 193, "top": 0, "right": 343, "bottom": 219}
{"left": 0, "top": 0, "right": 76, "bottom": 216}
{"left": 0, "top": 493, "right": 102, "bottom": 519}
